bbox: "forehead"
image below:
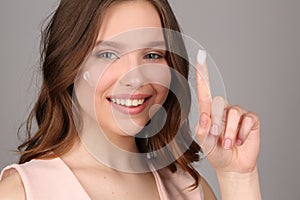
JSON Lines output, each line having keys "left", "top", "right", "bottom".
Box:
{"left": 97, "top": 1, "right": 164, "bottom": 43}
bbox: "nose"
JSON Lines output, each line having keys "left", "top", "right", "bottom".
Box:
{"left": 119, "top": 53, "right": 147, "bottom": 88}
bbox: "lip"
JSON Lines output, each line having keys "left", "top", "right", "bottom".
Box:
{"left": 107, "top": 94, "right": 151, "bottom": 100}
{"left": 107, "top": 94, "right": 152, "bottom": 115}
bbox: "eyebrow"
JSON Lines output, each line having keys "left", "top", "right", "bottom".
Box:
{"left": 94, "top": 40, "right": 166, "bottom": 49}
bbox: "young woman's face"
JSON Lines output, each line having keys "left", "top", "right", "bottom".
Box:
{"left": 76, "top": 1, "right": 171, "bottom": 138}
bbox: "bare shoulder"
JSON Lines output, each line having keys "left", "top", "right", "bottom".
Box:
{"left": 200, "top": 176, "right": 217, "bottom": 200}
{"left": 0, "top": 169, "right": 26, "bottom": 200}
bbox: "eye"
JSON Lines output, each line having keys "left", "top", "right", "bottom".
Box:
{"left": 144, "top": 53, "right": 164, "bottom": 60}
{"left": 97, "top": 51, "right": 119, "bottom": 60}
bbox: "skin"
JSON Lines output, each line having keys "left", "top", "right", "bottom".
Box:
{"left": 0, "top": 1, "right": 169, "bottom": 199}
{"left": 0, "top": 1, "right": 261, "bottom": 199}
{"left": 75, "top": 0, "right": 170, "bottom": 153}
{"left": 196, "top": 50, "right": 262, "bottom": 199}
{"left": 0, "top": 169, "right": 25, "bottom": 200}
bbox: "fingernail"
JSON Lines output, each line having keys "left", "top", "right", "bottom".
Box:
{"left": 197, "top": 49, "right": 206, "bottom": 65}
{"left": 223, "top": 138, "right": 232, "bottom": 149}
{"left": 200, "top": 113, "right": 208, "bottom": 128}
{"left": 236, "top": 139, "right": 243, "bottom": 146}
{"left": 210, "top": 124, "right": 219, "bottom": 136}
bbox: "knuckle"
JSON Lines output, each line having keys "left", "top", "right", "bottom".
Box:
{"left": 213, "top": 96, "right": 225, "bottom": 103}
{"left": 248, "top": 111, "right": 259, "bottom": 118}
{"left": 228, "top": 106, "right": 242, "bottom": 116}
{"left": 244, "top": 115, "right": 255, "bottom": 125}
{"left": 245, "top": 111, "right": 259, "bottom": 122}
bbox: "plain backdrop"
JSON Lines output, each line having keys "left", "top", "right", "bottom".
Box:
{"left": 1, "top": 0, "right": 300, "bottom": 199}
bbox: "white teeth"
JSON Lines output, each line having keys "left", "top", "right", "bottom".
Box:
{"left": 109, "top": 98, "right": 146, "bottom": 107}
{"left": 138, "top": 99, "right": 144, "bottom": 104}
{"left": 121, "top": 99, "right": 126, "bottom": 105}
{"left": 125, "top": 99, "right": 132, "bottom": 107}
{"left": 132, "top": 100, "right": 138, "bottom": 106}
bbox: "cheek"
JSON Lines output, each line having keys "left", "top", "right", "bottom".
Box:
{"left": 154, "top": 85, "right": 170, "bottom": 104}
{"left": 95, "top": 67, "right": 118, "bottom": 95}
{"left": 154, "top": 67, "right": 171, "bottom": 103}
{"left": 82, "top": 54, "right": 121, "bottom": 94}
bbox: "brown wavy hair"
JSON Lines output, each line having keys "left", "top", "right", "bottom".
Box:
{"left": 18, "top": 0, "right": 202, "bottom": 190}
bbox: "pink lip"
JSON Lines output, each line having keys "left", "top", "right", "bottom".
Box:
{"left": 107, "top": 94, "right": 151, "bottom": 100}
{"left": 107, "top": 94, "right": 152, "bottom": 115}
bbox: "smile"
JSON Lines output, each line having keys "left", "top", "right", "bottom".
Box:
{"left": 107, "top": 94, "right": 151, "bottom": 115}
{"left": 109, "top": 98, "right": 145, "bottom": 107}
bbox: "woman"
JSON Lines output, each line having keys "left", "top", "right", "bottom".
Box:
{"left": 0, "top": 0, "right": 261, "bottom": 199}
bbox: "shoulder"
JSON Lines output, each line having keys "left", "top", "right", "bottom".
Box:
{"left": 200, "top": 176, "right": 217, "bottom": 200}
{"left": 0, "top": 158, "right": 60, "bottom": 200}
{"left": 0, "top": 168, "right": 26, "bottom": 200}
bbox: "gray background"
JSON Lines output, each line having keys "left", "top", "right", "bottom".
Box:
{"left": 1, "top": 0, "right": 299, "bottom": 199}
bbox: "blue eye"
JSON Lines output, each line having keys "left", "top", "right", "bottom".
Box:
{"left": 144, "top": 53, "right": 163, "bottom": 60}
{"left": 97, "top": 52, "right": 119, "bottom": 60}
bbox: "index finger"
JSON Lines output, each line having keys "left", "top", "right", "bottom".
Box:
{"left": 196, "top": 50, "right": 212, "bottom": 116}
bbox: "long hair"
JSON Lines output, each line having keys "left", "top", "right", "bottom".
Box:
{"left": 18, "top": 0, "right": 202, "bottom": 189}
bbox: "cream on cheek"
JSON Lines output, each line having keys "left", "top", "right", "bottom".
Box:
{"left": 80, "top": 0, "right": 170, "bottom": 134}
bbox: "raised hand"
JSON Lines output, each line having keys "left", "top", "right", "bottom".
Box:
{"left": 195, "top": 50, "right": 261, "bottom": 199}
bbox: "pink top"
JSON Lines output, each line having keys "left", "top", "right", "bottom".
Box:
{"left": 0, "top": 158, "right": 203, "bottom": 200}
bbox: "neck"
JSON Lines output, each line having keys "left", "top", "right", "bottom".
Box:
{"left": 75, "top": 114, "right": 149, "bottom": 173}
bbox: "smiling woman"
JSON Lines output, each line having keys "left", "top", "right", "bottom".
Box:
{"left": 0, "top": 0, "right": 261, "bottom": 200}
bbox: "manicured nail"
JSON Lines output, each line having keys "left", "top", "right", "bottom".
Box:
{"left": 200, "top": 113, "right": 208, "bottom": 128}
{"left": 223, "top": 138, "right": 232, "bottom": 149}
{"left": 236, "top": 139, "right": 243, "bottom": 146}
{"left": 210, "top": 124, "right": 219, "bottom": 136}
{"left": 197, "top": 49, "right": 206, "bottom": 65}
